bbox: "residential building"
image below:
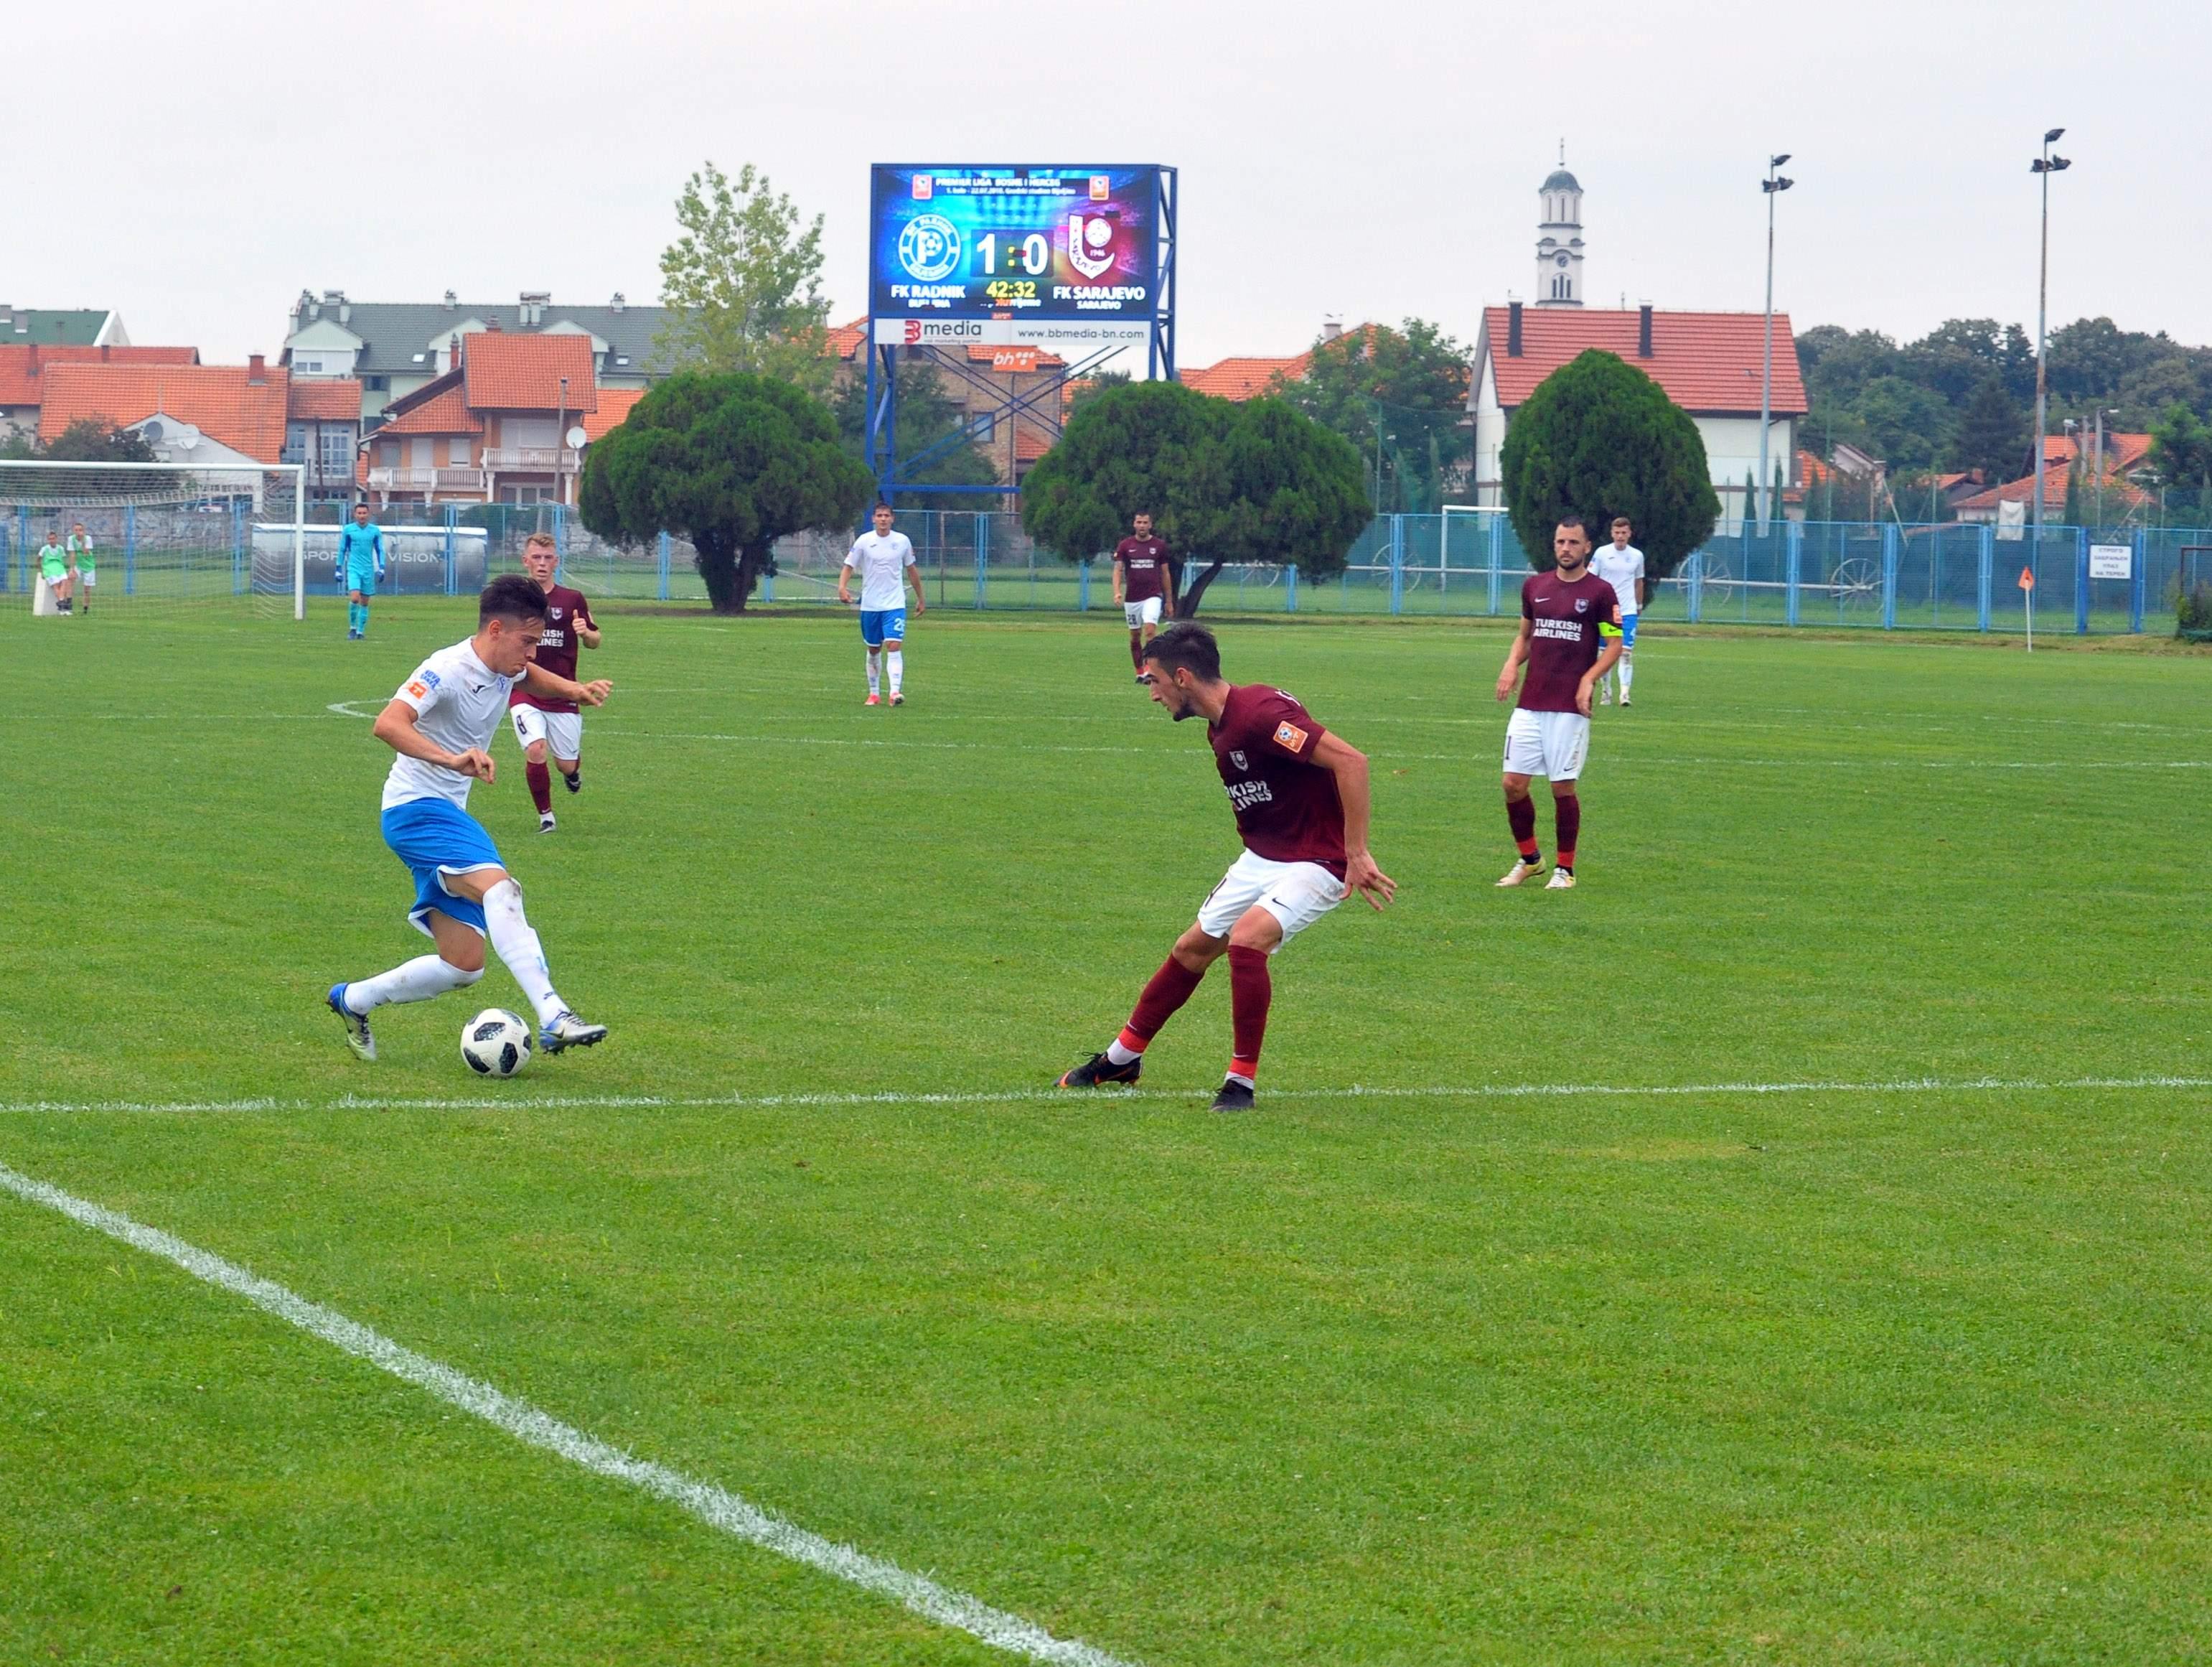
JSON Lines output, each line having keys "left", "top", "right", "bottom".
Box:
{"left": 1952, "top": 432, "right": 2152, "bottom": 525}
{"left": 281, "top": 377, "right": 365, "bottom": 505}
{"left": 36, "top": 356, "right": 309, "bottom": 504}
{"left": 283, "top": 289, "right": 671, "bottom": 424}
{"left": 0, "top": 343, "right": 200, "bottom": 442}
{"left": 364, "top": 330, "right": 601, "bottom": 507}
{"left": 0, "top": 305, "right": 132, "bottom": 347}
{"left": 1468, "top": 302, "right": 1808, "bottom": 518}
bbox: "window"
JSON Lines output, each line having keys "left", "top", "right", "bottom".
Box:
{"left": 967, "top": 412, "right": 995, "bottom": 442}
{"left": 614, "top": 355, "right": 629, "bottom": 367}
{"left": 366, "top": 375, "right": 388, "bottom": 391}
{"left": 283, "top": 421, "right": 309, "bottom": 464}
{"left": 449, "top": 438, "right": 472, "bottom": 465}
{"left": 298, "top": 358, "right": 323, "bottom": 373}
{"left": 319, "top": 429, "right": 352, "bottom": 473}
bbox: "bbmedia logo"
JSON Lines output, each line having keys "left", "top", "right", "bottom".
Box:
{"left": 902, "top": 319, "right": 990, "bottom": 344}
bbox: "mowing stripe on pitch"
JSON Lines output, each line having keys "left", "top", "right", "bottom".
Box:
{"left": 0, "top": 1160, "right": 1136, "bottom": 1667}
{"left": 4, "top": 1074, "right": 2207, "bottom": 1119}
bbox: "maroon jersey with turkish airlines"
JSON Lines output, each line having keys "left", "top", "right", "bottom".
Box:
{"left": 1208, "top": 684, "right": 1346, "bottom": 876}
{"left": 512, "top": 583, "right": 596, "bottom": 714}
{"left": 1517, "top": 570, "right": 1619, "bottom": 713}
{"left": 1115, "top": 535, "right": 1171, "bottom": 602}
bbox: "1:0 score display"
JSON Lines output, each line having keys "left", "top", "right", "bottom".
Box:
{"left": 978, "top": 233, "right": 1050, "bottom": 276}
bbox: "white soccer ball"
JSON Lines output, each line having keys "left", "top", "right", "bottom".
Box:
{"left": 461, "top": 1009, "right": 533, "bottom": 1077}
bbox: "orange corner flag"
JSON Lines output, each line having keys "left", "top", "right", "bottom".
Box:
{"left": 2018, "top": 566, "right": 2036, "bottom": 591}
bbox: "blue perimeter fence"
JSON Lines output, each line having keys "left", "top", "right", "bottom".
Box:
{"left": 6, "top": 500, "right": 2211, "bottom": 635}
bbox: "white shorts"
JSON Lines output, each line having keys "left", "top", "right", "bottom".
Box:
{"left": 509, "top": 704, "right": 582, "bottom": 760}
{"left": 76, "top": 569, "right": 94, "bottom": 587}
{"left": 1123, "top": 596, "right": 1163, "bottom": 628}
{"left": 1502, "top": 708, "right": 1590, "bottom": 781}
{"left": 1195, "top": 849, "right": 1348, "bottom": 952}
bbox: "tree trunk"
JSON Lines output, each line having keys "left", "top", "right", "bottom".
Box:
{"left": 695, "top": 531, "right": 746, "bottom": 613}
{"left": 1177, "top": 558, "right": 1228, "bottom": 617}
{"left": 736, "top": 545, "right": 772, "bottom": 610}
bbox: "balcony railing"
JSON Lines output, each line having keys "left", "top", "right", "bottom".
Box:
{"left": 483, "top": 447, "right": 581, "bottom": 472}
{"left": 367, "top": 465, "right": 489, "bottom": 495}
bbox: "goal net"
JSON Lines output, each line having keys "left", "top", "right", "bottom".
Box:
{"left": 0, "top": 460, "right": 309, "bottom": 619}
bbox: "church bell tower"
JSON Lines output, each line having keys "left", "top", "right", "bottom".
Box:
{"left": 1534, "top": 144, "right": 1585, "bottom": 308}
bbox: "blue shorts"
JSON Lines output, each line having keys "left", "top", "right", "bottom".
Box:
{"left": 346, "top": 564, "right": 382, "bottom": 594}
{"left": 381, "top": 798, "right": 505, "bottom": 938}
{"left": 1620, "top": 612, "right": 1639, "bottom": 648}
{"left": 860, "top": 607, "right": 906, "bottom": 648}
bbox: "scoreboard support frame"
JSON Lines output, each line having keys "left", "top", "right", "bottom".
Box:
{"left": 864, "top": 166, "right": 1177, "bottom": 500}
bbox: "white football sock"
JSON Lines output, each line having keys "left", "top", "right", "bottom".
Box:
{"left": 1105, "top": 1039, "right": 1142, "bottom": 1067}
{"left": 482, "top": 878, "right": 566, "bottom": 1025}
{"left": 866, "top": 649, "right": 881, "bottom": 695}
{"left": 1618, "top": 650, "right": 1634, "bottom": 697}
{"left": 346, "top": 954, "right": 480, "bottom": 1012}
{"left": 887, "top": 649, "right": 904, "bottom": 695}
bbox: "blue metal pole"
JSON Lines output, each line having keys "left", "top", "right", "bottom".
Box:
{"left": 2074, "top": 526, "right": 2090, "bottom": 634}
{"left": 2130, "top": 528, "right": 2147, "bottom": 632}
{"left": 657, "top": 531, "right": 671, "bottom": 602}
{"left": 1880, "top": 523, "right": 1898, "bottom": 629}
{"left": 1977, "top": 525, "right": 1993, "bottom": 631}
{"left": 974, "top": 512, "right": 988, "bottom": 610}
{"left": 125, "top": 505, "right": 137, "bottom": 596}
{"left": 1687, "top": 551, "right": 1703, "bottom": 624}
{"left": 444, "top": 504, "right": 458, "bottom": 595}
{"left": 1078, "top": 556, "right": 1090, "bottom": 612}
{"left": 1785, "top": 520, "right": 1801, "bottom": 626}
{"left": 1388, "top": 515, "right": 1405, "bottom": 615}
{"left": 1286, "top": 563, "right": 1298, "bottom": 614}
{"left": 232, "top": 500, "right": 244, "bottom": 594}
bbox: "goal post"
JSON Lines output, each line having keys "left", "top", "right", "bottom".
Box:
{"left": 1440, "top": 504, "right": 1512, "bottom": 610}
{"left": 0, "top": 460, "right": 308, "bottom": 619}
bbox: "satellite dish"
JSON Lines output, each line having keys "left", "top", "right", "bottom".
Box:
{"left": 141, "top": 418, "right": 165, "bottom": 442}
{"left": 565, "top": 424, "right": 588, "bottom": 450}
{"left": 171, "top": 423, "right": 202, "bottom": 451}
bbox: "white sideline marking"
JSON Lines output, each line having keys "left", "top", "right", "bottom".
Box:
{"left": 587, "top": 729, "right": 2212, "bottom": 773}
{"left": 0, "top": 1161, "right": 1137, "bottom": 1667}
{"left": 4, "top": 1074, "right": 2207, "bottom": 1119}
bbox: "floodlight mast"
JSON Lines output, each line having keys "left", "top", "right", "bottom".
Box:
{"left": 2030, "top": 128, "right": 2071, "bottom": 562}
{"left": 1756, "top": 154, "right": 1794, "bottom": 534}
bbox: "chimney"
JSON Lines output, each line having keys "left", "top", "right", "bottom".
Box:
{"left": 519, "top": 290, "right": 551, "bottom": 327}
{"left": 1506, "top": 301, "right": 1523, "bottom": 358}
{"left": 610, "top": 291, "right": 627, "bottom": 313}
{"left": 444, "top": 289, "right": 458, "bottom": 309}
{"left": 486, "top": 317, "right": 502, "bottom": 332}
{"left": 1321, "top": 314, "right": 1343, "bottom": 342}
{"left": 248, "top": 353, "right": 266, "bottom": 384}
{"left": 1637, "top": 303, "right": 1653, "bottom": 359}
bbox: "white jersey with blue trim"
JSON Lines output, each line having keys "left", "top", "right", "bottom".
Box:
{"left": 381, "top": 638, "right": 517, "bottom": 812}
{"left": 1590, "top": 543, "right": 1645, "bottom": 617}
{"left": 844, "top": 530, "right": 915, "bottom": 610}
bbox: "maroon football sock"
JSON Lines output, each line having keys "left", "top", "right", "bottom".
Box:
{"left": 526, "top": 761, "right": 553, "bottom": 816}
{"left": 1506, "top": 793, "right": 1539, "bottom": 859}
{"left": 1554, "top": 793, "right": 1580, "bottom": 869}
{"left": 1119, "top": 954, "right": 1206, "bottom": 1052}
{"left": 1227, "top": 945, "right": 1271, "bottom": 1083}
{"left": 1130, "top": 634, "right": 1147, "bottom": 671}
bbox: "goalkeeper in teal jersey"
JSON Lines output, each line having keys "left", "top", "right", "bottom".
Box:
{"left": 338, "top": 502, "right": 387, "bottom": 639}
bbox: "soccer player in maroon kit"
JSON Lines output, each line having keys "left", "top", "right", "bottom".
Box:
{"left": 1110, "top": 511, "right": 1176, "bottom": 680}
{"left": 1494, "top": 517, "right": 1622, "bottom": 890}
{"left": 1058, "top": 623, "right": 1395, "bottom": 1111}
{"left": 507, "top": 533, "right": 601, "bottom": 833}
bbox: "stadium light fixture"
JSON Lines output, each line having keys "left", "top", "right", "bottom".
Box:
{"left": 1756, "top": 155, "right": 1794, "bottom": 533}
{"left": 2030, "top": 129, "right": 2071, "bottom": 560}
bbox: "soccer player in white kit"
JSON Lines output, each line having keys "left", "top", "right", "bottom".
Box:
{"left": 837, "top": 503, "right": 927, "bottom": 706}
{"left": 327, "top": 574, "right": 613, "bottom": 1061}
{"left": 1589, "top": 516, "right": 1646, "bottom": 706}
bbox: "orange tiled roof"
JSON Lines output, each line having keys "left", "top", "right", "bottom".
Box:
{"left": 36, "top": 361, "right": 290, "bottom": 460}
{"left": 1483, "top": 307, "right": 1808, "bottom": 414}
{"left": 1953, "top": 435, "right": 2154, "bottom": 515}
{"left": 376, "top": 377, "right": 482, "bottom": 436}
{"left": 827, "top": 317, "right": 868, "bottom": 359}
{"left": 0, "top": 342, "right": 200, "bottom": 406}
{"left": 1180, "top": 354, "right": 1311, "bottom": 401}
{"left": 287, "top": 378, "right": 361, "bottom": 421}
{"left": 582, "top": 386, "right": 644, "bottom": 442}
{"left": 462, "top": 331, "right": 597, "bottom": 412}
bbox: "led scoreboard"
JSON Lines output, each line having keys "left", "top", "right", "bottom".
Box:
{"left": 869, "top": 165, "right": 1163, "bottom": 345}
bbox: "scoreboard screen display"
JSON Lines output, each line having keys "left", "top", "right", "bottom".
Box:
{"left": 869, "top": 166, "right": 1161, "bottom": 332}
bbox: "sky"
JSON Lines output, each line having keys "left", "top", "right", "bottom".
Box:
{"left": 11, "top": 0, "right": 2211, "bottom": 371}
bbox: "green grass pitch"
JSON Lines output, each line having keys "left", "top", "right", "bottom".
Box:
{"left": 4, "top": 598, "right": 2210, "bottom": 1664}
